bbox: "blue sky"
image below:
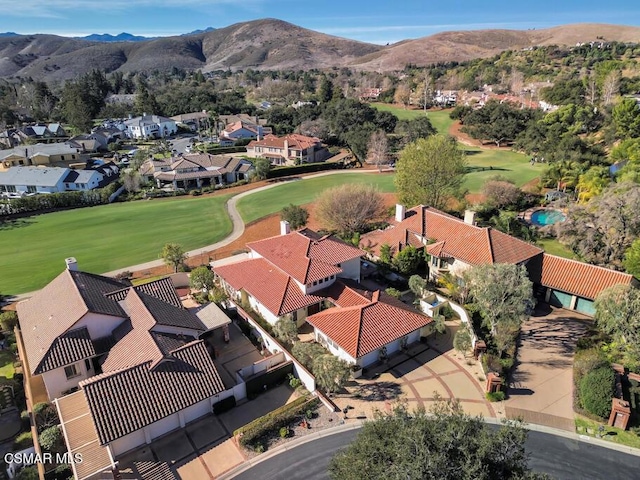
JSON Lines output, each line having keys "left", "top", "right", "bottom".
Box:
{"left": 1, "top": 0, "right": 639, "bottom": 44}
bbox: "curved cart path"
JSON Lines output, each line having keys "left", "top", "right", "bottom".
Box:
{"left": 105, "top": 170, "right": 380, "bottom": 277}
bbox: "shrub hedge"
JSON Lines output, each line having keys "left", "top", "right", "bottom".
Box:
{"left": 267, "top": 162, "right": 342, "bottom": 179}
{"left": 486, "top": 391, "right": 506, "bottom": 402}
{"left": 234, "top": 396, "right": 319, "bottom": 449}
{"left": 13, "top": 431, "right": 33, "bottom": 450}
{"left": 579, "top": 366, "right": 615, "bottom": 419}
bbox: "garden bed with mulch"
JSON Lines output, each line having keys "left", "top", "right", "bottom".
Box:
{"left": 242, "top": 401, "right": 342, "bottom": 458}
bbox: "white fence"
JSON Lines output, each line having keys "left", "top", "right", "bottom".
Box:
{"left": 234, "top": 303, "right": 317, "bottom": 394}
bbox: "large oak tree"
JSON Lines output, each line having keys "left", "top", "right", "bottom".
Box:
{"left": 395, "top": 135, "right": 466, "bottom": 209}
{"left": 330, "top": 401, "right": 549, "bottom": 480}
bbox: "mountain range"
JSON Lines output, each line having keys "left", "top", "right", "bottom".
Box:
{"left": 75, "top": 27, "right": 217, "bottom": 42}
{"left": 0, "top": 19, "right": 639, "bottom": 82}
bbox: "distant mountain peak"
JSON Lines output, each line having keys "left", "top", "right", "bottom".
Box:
{"left": 0, "top": 32, "right": 19, "bottom": 37}
{"left": 184, "top": 27, "right": 216, "bottom": 36}
{"left": 79, "top": 32, "right": 151, "bottom": 42}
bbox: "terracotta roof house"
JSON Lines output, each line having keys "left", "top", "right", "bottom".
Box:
{"left": 215, "top": 223, "right": 364, "bottom": 326}
{"left": 17, "top": 261, "right": 234, "bottom": 478}
{"left": 361, "top": 204, "right": 637, "bottom": 316}
{"left": 221, "top": 120, "right": 263, "bottom": 140}
{"left": 307, "top": 280, "right": 433, "bottom": 367}
{"left": 214, "top": 223, "right": 433, "bottom": 367}
{"left": 139, "top": 152, "right": 253, "bottom": 190}
{"left": 246, "top": 134, "right": 330, "bottom": 166}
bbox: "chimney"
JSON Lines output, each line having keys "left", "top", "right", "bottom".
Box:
{"left": 464, "top": 210, "right": 476, "bottom": 225}
{"left": 65, "top": 257, "right": 78, "bottom": 271}
{"left": 280, "top": 220, "right": 291, "bottom": 236}
{"left": 257, "top": 125, "right": 263, "bottom": 141}
{"left": 395, "top": 204, "right": 406, "bottom": 222}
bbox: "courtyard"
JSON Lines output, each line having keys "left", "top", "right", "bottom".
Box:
{"left": 332, "top": 320, "right": 496, "bottom": 421}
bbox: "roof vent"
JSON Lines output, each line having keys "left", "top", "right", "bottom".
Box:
{"left": 65, "top": 257, "right": 78, "bottom": 271}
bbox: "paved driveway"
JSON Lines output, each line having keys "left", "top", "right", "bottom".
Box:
{"left": 333, "top": 321, "right": 495, "bottom": 420}
{"left": 506, "top": 305, "right": 591, "bottom": 431}
{"left": 116, "top": 385, "right": 297, "bottom": 479}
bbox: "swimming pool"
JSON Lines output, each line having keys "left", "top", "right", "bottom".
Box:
{"left": 530, "top": 209, "right": 566, "bottom": 227}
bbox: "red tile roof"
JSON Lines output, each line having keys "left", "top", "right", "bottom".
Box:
{"left": 539, "top": 253, "right": 635, "bottom": 300}
{"left": 247, "top": 133, "right": 320, "bottom": 151}
{"left": 307, "top": 285, "right": 432, "bottom": 359}
{"left": 247, "top": 230, "right": 363, "bottom": 285}
{"left": 214, "top": 257, "right": 325, "bottom": 316}
{"left": 361, "top": 206, "right": 542, "bottom": 265}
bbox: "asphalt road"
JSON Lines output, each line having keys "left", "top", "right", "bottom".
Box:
{"left": 232, "top": 428, "right": 640, "bottom": 480}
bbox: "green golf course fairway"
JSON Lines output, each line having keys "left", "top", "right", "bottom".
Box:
{"left": 237, "top": 173, "right": 396, "bottom": 224}
{"left": 0, "top": 194, "right": 232, "bottom": 295}
{"left": 371, "top": 103, "right": 455, "bottom": 135}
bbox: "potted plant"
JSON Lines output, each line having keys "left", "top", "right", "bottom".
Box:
{"left": 351, "top": 364, "right": 363, "bottom": 379}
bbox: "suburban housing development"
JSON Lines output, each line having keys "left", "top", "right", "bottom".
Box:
{"left": 11, "top": 201, "right": 637, "bottom": 479}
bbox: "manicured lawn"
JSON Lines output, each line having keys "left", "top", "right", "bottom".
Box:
{"left": 463, "top": 148, "right": 539, "bottom": 192}
{"left": 237, "top": 173, "right": 396, "bottom": 224}
{"left": 0, "top": 195, "right": 232, "bottom": 295}
{"left": 575, "top": 417, "right": 640, "bottom": 450}
{"left": 425, "top": 110, "right": 455, "bottom": 136}
{"left": 371, "top": 103, "right": 454, "bottom": 135}
{"left": 537, "top": 238, "right": 578, "bottom": 260}
{"left": 0, "top": 349, "right": 15, "bottom": 382}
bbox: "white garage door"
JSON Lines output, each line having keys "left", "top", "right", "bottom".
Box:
{"left": 183, "top": 400, "right": 210, "bottom": 425}
{"left": 148, "top": 414, "right": 180, "bottom": 441}
{"left": 111, "top": 429, "right": 146, "bottom": 457}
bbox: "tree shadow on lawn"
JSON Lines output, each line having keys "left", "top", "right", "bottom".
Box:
{"left": 0, "top": 218, "right": 35, "bottom": 231}
{"left": 465, "top": 166, "right": 510, "bottom": 173}
{"left": 462, "top": 150, "right": 483, "bottom": 156}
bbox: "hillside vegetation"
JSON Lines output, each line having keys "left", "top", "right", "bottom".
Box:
{"left": 1, "top": 20, "right": 640, "bottom": 81}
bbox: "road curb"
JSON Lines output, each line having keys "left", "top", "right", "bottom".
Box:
{"left": 216, "top": 421, "right": 364, "bottom": 479}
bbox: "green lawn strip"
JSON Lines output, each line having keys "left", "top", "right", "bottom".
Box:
{"left": 575, "top": 417, "right": 640, "bottom": 449}
{"left": 131, "top": 275, "right": 168, "bottom": 286}
{"left": 537, "top": 238, "right": 578, "bottom": 260}
{"left": 237, "top": 173, "right": 396, "bottom": 224}
{"left": 0, "top": 194, "right": 232, "bottom": 295}
{"left": 463, "top": 148, "right": 539, "bottom": 192}
{"left": 371, "top": 103, "right": 454, "bottom": 135}
{"left": 0, "top": 350, "right": 15, "bottom": 381}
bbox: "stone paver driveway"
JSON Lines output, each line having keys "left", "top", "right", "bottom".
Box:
{"left": 506, "top": 305, "right": 591, "bottom": 431}
{"left": 333, "top": 321, "right": 495, "bottom": 420}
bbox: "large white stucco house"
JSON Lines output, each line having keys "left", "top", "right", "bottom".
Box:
{"left": 124, "top": 115, "right": 177, "bottom": 139}
{"left": 214, "top": 223, "right": 433, "bottom": 368}
{"left": 16, "top": 261, "right": 240, "bottom": 479}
